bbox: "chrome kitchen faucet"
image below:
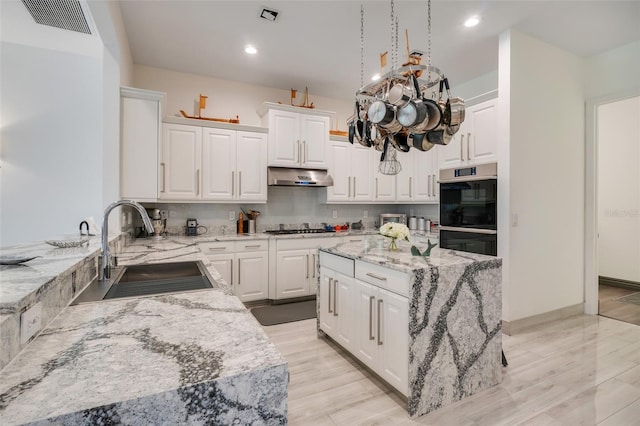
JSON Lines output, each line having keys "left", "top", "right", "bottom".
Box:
{"left": 101, "top": 200, "right": 154, "bottom": 280}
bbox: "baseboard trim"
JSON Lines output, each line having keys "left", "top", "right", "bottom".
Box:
{"left": 502, "top": 303, "right": 584, "bottom": 335}
{"left": 599, "top": 276, "right": 640, "bottom": 292}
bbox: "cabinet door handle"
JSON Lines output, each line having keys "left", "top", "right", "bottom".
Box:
{"left": 377, "top": 299, "right": 383, "bottom": 345}
{"left": 409, "top": 177, "right": 413, "bottom": 198}
{"left": 161, "top": 163, "right": 166, "bottom": 192}
{"left": 366, "top": 272, "right": 387, "bottom": 281}
{"left": 303, "top": 141, "right": 307, "bottom": 164}
{"left": 306, "top": 254, "right": 309, "bottom": 279}
{"left": 328, "top": 278, "right": 333, "bottom": 313}
{"left": 375, "top": 178, "right": 378, "bottom": 198}
{"left": 369, "top": 296, "right": 375, "bottom": 340}
{"left": 427, "top": 175, "right": 432, "bottom": 197}
{"left": 231, "top": 171, "right": 235, "bottom": 196}
{"left": 348, "top": 176, "right": 352, "bottom": 198}
{"left": 353, "top": 176, "right": 356, "bottom": 196}
{"left": 237, "top": 258, "right": 240, "bottom": 285}
{"left": 467, "top": 132, "right": 471, "bottom": 161}
{"left": 196, "top": 169, "right": 200, "bottom": 195}
{"left": 333, "top": 280, "right": 338, "bottom": 317}
{"left": 230, "top": 259, "right": 233, "bottom": 285}
{"left": 208, "top": 246, "right": 227, "bottom": 251}
{"left": 312, "top": 254, "right": 316, "bottom": 278}
{"left": 460, "top": 134, "right": 465, "bottom": 161}
{"left": 432, "top": 174, "right": 436, "bottom": 198}
{"left": 297, "top": 140, "right": 301, "bottom": 164}
{"left": 238, "top": 171, "right": 242, "bottom": 195}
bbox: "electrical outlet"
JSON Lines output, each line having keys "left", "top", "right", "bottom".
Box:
{"left": 512, "top": 213, "right": 519, "bottom": 227}
{"left": 410, "top": 209, "right": 415, "bottom": 216}
{"left": 363, "top": 210, "right": 368, "bottom": 218}
{"left": 332, "top": 210, "right": 337, "bottom": 219}
{"left": 20, "top": 302, "right": 42, "bottom": 344}
{"left": 228, "top": 211, "right": 235, "bottom": 221}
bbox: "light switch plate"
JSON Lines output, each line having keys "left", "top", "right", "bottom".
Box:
{"left": 363, "top": 210, "right": 368, "bottom": 218}
{"left": 332, "top": 210, "right": 337, "bottom": 219}
{"left": 228, "top": 211, "right": 235, "bottom": 221}
{"left": 20, "top": 302, "right": 42, "bottom": 344}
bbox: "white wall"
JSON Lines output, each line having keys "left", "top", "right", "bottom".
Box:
{"left": 133, "top": 65, "right": 354, "bottom": 130}
{"left": 0, "top": 0, "right": 106, "bottom": 246}
{"left": 500, "top": 30, "right": 586, "bottom": 322}
{"left": 585, "top": 40, "right": 640, "bottom": 100}
{"left": 454, "top": 70, "right": 499, "bottom": 104}
{"left": 597, "top": 95, "right": 640, "bottom": 282}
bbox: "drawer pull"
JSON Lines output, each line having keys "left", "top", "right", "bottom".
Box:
{"left": 306, "top": 254, "right": 309, "bottom": 279}
{"left": 369, "top": 296, "right": 375, "bottom": 340}
{"left": 328, "top": 278, "right": 333, "bottom": 313}
{"left": 366, "top": 272, "right": 387, "bottom": 281}
{"left": 377, "top": 299, "right": 383, "bottom": 345}
{"left": 237, "top": 258, "right": 241, "bottom": 285}
{"left": 312, "top": 254, "right": 316, "bottom": 278}
{"left": 208, "top": 247, "right": 227, "bottom": 251}
{"left": 333, "top": 280, "right": 338, "bottom": 317}
{"left": 244, "top": 244, "right": 261, "bottom": 249}
{"left": 349, "top": 239, "right": 361, "bottom": 243}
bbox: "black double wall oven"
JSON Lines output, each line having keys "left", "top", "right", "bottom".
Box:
{"left": 439, "top": 162, "right": 497, "bottom": 256}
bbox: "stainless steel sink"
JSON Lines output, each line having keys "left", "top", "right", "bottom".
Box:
{"left": 71, "top": 260, "right": 216, "bottom": 305}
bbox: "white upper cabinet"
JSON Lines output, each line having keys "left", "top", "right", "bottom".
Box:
{"left": 120, "top": 87, "right": 165, "bottom": 201}
{"left": 161, "top": 122, "right": 267, "bottom": 202}
{"left": 259, "top": 102, "right": 332, "bottom": 169}
{"left": 395, "top": 149, "right": 438, "bottom": 203}
{"left": 327, "top": 140, "right": 373, "bottom": 202}
{"left": 438, "top": 97, "right": 498, "bottom": 170}
{"left": 161, "top": 123, "right": 202, "bottom": 200}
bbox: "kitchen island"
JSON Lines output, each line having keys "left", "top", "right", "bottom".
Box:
{"left": 0, "top": 237, "right": 287, "bottom": 425}
{"left": 318, "top": 240, "right": 502, "bottom": 418}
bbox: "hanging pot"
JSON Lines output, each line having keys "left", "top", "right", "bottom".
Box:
{"left": 387, "top": 82, "right": 413, "bottom": 107}
{"left": 347, "top": 113, "right": 356, "bottom": 144}
{"left": 356, "top": 116, "right": 372, "bottom": 148}
{"left": 368, "top": 100, "right": 395, "bottom": 125}
{"left": 426, "top": 128, "right": 453, "bottom": 145}
{"left": 389, "top": 130, "right": 411, "bottom": 152}
{"left": 411, "top": 98, "right": 442, "bottom": 133}
{"left": 409, "top": 132, "right": 435, "bottom": 152}
{"left": 440, "top": 78, "right": 465, "bottom": 127}
{"left": 373, "top": 126, "right": 386, "bottom": 151}
{"left": 397, "top": 99, "right": 428, "bottom": 128}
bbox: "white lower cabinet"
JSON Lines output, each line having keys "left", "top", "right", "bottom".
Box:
{"left": 273, "top": 237, "right": 341, "bottom": 300}
{"left": 200, "top": 240, "right": 268, "bottom": 302}
{"left": 319, "top": 252, "right": 409, "bottom": 396}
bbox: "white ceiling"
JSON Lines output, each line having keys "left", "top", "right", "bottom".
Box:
{"left": 119, "top": 1, "right": 640, "bottom": 100}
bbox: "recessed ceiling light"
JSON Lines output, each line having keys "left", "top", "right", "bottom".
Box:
{"left": 371, "top": 74, "right": 381, "bottom": 81}
{"left": 464, "top": 16, "right": 480, "bottom": 27}
{"left": 245, "top": 45, "right": 257, "bottom": 55}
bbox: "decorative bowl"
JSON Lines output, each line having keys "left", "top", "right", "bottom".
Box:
{"left": 45, "top": 238, "right": 90, "bottom": 248}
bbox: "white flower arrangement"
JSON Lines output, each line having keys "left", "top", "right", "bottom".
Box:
{"left": 379, "top": 222, "right": 410, "bottom": 241}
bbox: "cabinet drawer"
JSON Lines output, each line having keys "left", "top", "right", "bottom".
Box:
{"left": 355, "top": 260, "right": 410, "bottom": 297}
{"left": 276, "top": 236, "right": 340, "bottom": 251}
{"left": 319, "top": 251, "right": 354, "bottom": 277}
{"left": 236, "top": 240, "right": 268, "bottom": 252}
{"left": 199, "top": 241, "right": 236, "bottom": 254}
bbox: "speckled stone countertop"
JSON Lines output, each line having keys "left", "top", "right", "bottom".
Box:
{"left": 0, "top": 237, "right": 288, "bottom": 425}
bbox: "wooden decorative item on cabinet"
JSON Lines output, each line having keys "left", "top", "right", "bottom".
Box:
{"left": 179, "top": 94, "right": 240, "bottom": 124}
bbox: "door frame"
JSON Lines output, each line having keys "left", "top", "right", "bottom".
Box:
{"left": 584, "top": 89, "right": 640, "bottom": 315}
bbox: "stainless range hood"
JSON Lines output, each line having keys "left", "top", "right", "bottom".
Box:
{"left": 267, "top": 167, "right": 333, "bottom": 187}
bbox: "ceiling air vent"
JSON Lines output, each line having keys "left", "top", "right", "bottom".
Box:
{"left": 21, "top": 0, "right": 91, "bottom": 34}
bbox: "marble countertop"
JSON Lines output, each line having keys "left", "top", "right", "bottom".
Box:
{"left": 0, "top": 237, "right": 288, "bottom": 424}
{"left": 320, "top": 240, "right": 498, "bottom": 275}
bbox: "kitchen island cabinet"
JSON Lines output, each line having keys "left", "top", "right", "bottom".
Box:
{"left": 318, "top": 241, "right": 502, "bottom": 418}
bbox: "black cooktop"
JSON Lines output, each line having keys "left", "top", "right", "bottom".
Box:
{"left": 264, "top": 229, "right": 335, "bottom": 235}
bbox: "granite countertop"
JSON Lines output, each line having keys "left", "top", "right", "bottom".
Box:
{"left": 320, "top": 240, "right": 498, "bottom": 275}
{"left": 0, "top": 237, "right": 288, "bottom": 425}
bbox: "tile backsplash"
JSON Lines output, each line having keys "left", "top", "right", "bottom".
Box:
{"left": 130, "top": 187, "right": 438, "bottom": 236}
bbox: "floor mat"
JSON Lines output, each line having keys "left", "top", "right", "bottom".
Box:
{"left": 616, "top": 292, "right": 640, "bottom": 306}
{"left": 251, "top": 300, "right": 317, "bottom": 326}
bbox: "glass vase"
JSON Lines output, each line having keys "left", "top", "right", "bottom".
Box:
{"left": 387, "top": 237, "right": 398, "bottom": 251}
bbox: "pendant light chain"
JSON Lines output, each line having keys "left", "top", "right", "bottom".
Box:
{"left": 360, "top": 4, "right": 364, "bottom": 88}
{"left": 427, "top": 0, "right": 432, "bottom": 83}
{"left": 390, "top": 0, "right": 395, "bottom": 73}
{"left": 395, "top": 17, "right": 399, "bottom": 72}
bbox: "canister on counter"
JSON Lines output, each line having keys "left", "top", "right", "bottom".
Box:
{"left": 417, "top": 217, "right": 426, "bottom": 231}
{"left": 408, "top": 216, "right": 417, "bottom": 230}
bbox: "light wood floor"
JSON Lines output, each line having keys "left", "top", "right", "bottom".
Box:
{"left": 599, "top": 284, "right": 640, "bottom": 326}
{"left": 262, "top": 315, "right": 640, "bottom": 425}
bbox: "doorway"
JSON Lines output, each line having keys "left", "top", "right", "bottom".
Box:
{"left": 585, "top": 93, "right": 640, "bottom": 324}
